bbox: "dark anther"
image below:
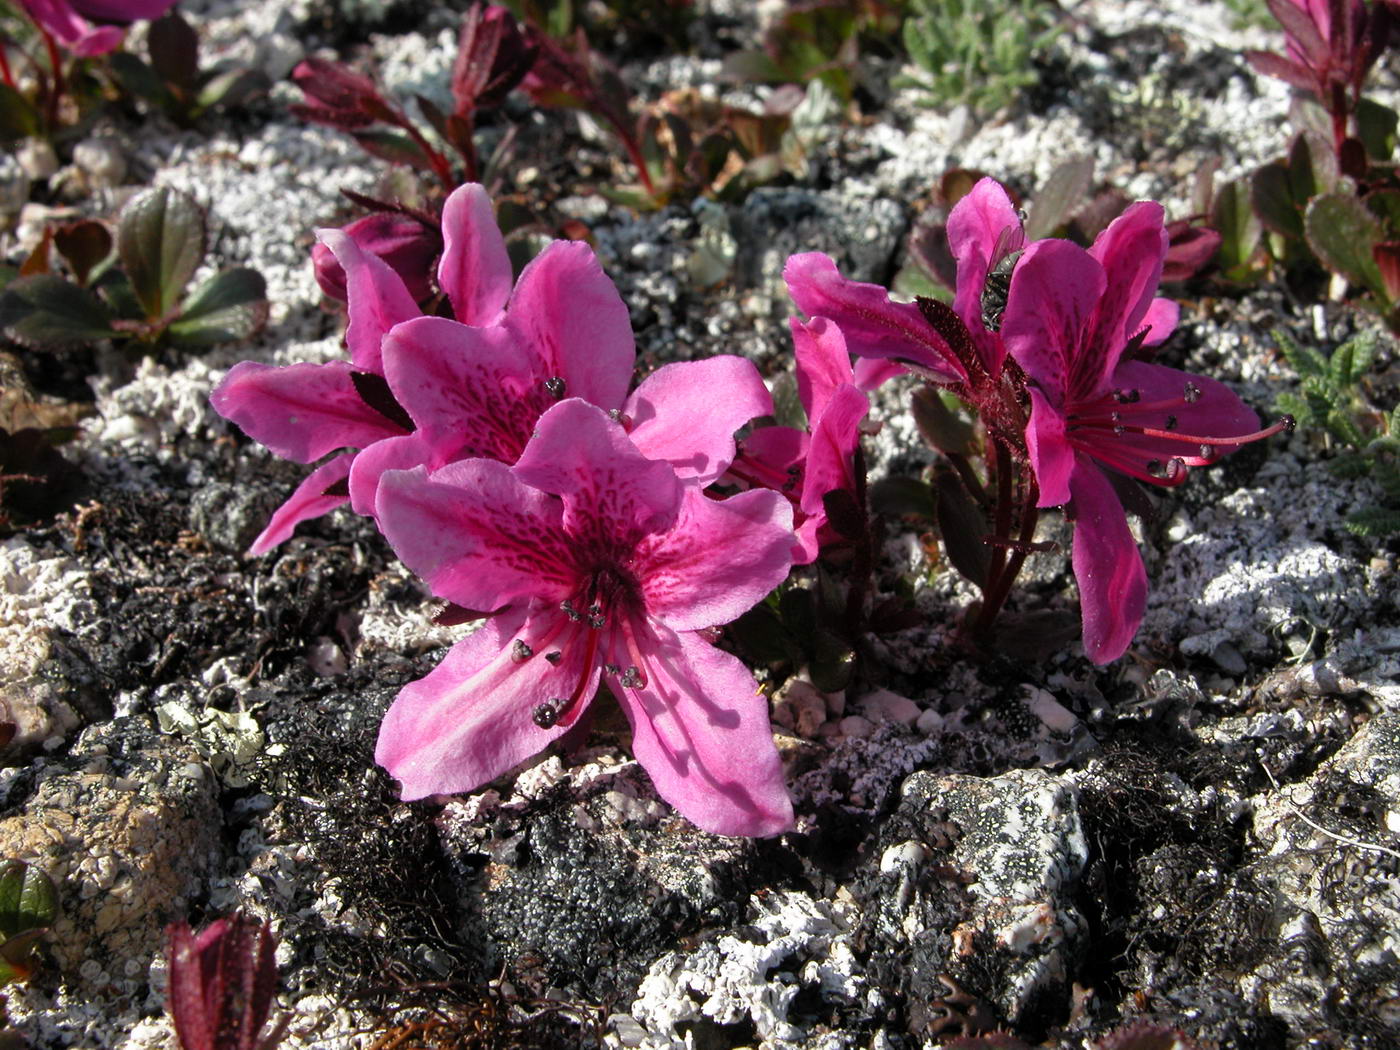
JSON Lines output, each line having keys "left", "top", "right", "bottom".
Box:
{"left": 561, "top": 600, "right": 582, "bottom": 621}
{"left": 545, "top": 651, "right": 562, "bottom": 665}
{"left": 1165, "top": 457, "right": 1186, "bottom": 480}
{"left": 1199, "top": 443, "right": 1214, "bottom": 459}
{"left": 1183, "top": 381, "right": 1202, "bottom": 403}
{"left": 1281, "top": 414, "right": 1297, "bottom": 432}
{"left": 1165, "top": 414, "right": 1178, "bottom": 430}
{"left": 620, "top": 666, "right": 643, "bottom": 688}
{"left": 511, "top": 640, "right": 533, "bottom": 662}
{"left": 604, "top": 663, "right": 621, "bottom": 675}
{"left": 533, "top": 703, "right": 560, "bottom": 728}
{"left": 607, "top": 408, "right": 633, "bottom": 429}
{"left": 1147, "top": 459, "right": 1164, "bottom": 477}
{"left": 1114, "top": 389, "right": 1141, "bottom": 403}
{"left": 545, "top": 376, "right": 567, "bottom": 399}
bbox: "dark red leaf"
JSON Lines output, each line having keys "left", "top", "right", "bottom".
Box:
{"left": 350, "top": 371, "right": 414, "bottom": 432}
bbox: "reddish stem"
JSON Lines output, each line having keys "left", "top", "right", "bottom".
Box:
{"left": 38, "top": 25, "right": 64, "bottom": 129}
{"left": 0, "top": 44, "right": 16, "bottom": 91}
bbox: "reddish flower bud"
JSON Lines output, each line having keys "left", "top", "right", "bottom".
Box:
{"left": 167, "top": 914, "right": 282, "bottom": 1050}
{"left": 451, "top": 4, "right": 537, "bottom": 116}
{"left": 312, "top": 212, "right": 443, "bottom": 305}
{"left": 290, "top": 57, "right": 386, "bottom": 130}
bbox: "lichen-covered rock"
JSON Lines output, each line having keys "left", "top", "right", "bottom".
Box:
{"left": 1245, "top": 711, "right": 1400, "bottom": 1043}
{"left": 438, "top": 755, "right": 785, "bottom": 1005}
{"left": 0, "top": 716, "right": 222, "bottom": 999}
{"left": 0, "top": 539, "right": 106, "bottom": 755}
{"left": 857, "top": 768, "right": 1088, "bottom": 1039}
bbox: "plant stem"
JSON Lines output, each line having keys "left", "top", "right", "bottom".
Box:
{"left": 945, "top": 450, "right": 988, "bottom": 506}
{"left": 971, "top": 461, "right": 1040, "bottom": 641}
{"left": 38, "top": 26, "right": 64, "bottom": 130}
{"left": 0, "top": 44, "right": 16, "bottom": 91}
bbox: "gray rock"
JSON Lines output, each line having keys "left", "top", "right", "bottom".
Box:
{"left": 1245, "top": 711, "right": 1400, "bottom": 1041}
{"left": 731, "top": 188, "right": 908, "bottom": 315}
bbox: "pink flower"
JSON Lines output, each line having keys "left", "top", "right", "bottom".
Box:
{"left": 373, "top": 399, "right": 796, "bottom": 837}
{"left": 1000, "top": 201, "right": 1289, "bottom": 663}
{"left": 730, "top": 316, "right": 869, "bottom": 564}
{"left": 19, "top": 0, "right": 174, "bottom": 56}
{"left": 211, "top": 186, "right": 496, "bottom": 553}
{"left": 214, "top": 182, "right": 772, "bottom": 554}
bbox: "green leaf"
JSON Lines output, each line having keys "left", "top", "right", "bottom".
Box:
{"left": 1345, "top": 506, "right": 1400, "bottom": 537}
{"left": 0, "top": 860, "right": 57, "bottom": 941}
{"left": 1251, "top": 161, "right": 1303, "bottom": 240}
{"left": 1211, "top": 177, "right": 1263, "bottom": 278}
{"left": 1304, "top": 192, "right": 1387, "bottom": 297}
{"left": 809, "top": 628, "right": 855, "bottom": 692}
{"left": 933, "top": 468, "right": 990, "bottom": 588}
{"left": 195, "top": 67, "right": 269, "bottom": 113}
{"left": 0, "top": 84, "right": 38, "bottom": 140}
{"left": 350, "top": 130, "right": 435, "bottom": 172}
{"left": 117, "top": 186, "right": 206, "bottom": 320}
{"left": 1356, "top": 97, "right": 1399, "bottom": 162}
{"left": 728, "top": 603, "right": 802, "bottom": 671}
{"left": 1025, "top": 155, "right": 1093, "bottom": 241}
{"left": 0, "top": 275, "right": 118, "bottom": 350}
{"left": 1272, "top": 328, "right": 1327, "bottom": 379}
{"left": 869, "top": 476, "right": 936, "bottom": 520}
{"left": 168, "top": 267, "right": 268, "bottom": 347}
{"left": 107, "top": 52, "right": 173, "bottom": 109}
{"left": 911, "top": 386, "right": 975, "bottom": 457}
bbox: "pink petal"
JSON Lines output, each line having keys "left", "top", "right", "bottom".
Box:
{"left": 790, "top": 316, "right": 854, "bottom": 422}
{"left": 947, "top": 178, "right": 1022, "bottom": 375}
{"left": 247, "top": 453, "right": 354, "bottom": 556}
{"left": 612, "top": 625, "right": 793, "bottom": 837}
{"left": 1001, "top": 239, "right": 1106, "bottom": 408}
{"left": 782, "top": 252, "right": 964, "bottom": 383}
{"left": 376, "top": 608, "right": 597, "bottom": 800}
{"left": 853, "top": 357, "right": 905, "bottom": 391}
{"left": 1067, "top": 460, "right": 1146, "bottom": 664}
{"left": 382, "top": 316, "right": 541, "bottom": 464}
{"left": 739, "top": 426, "right": 807, "bottom": 474}
{"left": 637, "top": 488, "right": 794, "bottom": 632}
{"left": 1137, "top": 298, "right": 1179, "bottom": 347}
{"left": 1068, "top": 360, "right": 1263, "bottom": 484}
{"left": 513, "top": 400, "right": 682, "bottom": 547}
{"left": 947, "top": 177, "right": 1023, "bottom": 273}
{"left": 315, "top": 228, "right": 420, "bottom": 373}
{"left": 626, "top": 356, "right": 773, "bottom": 485}
{"left": 504, "top": 241, "right": 635, "bottom": 410}
{"left": 21, "top": 0, "right": 124, "bottom": 53}
{"left": 1026, "top": 386, "right": 1075, "bottom": 508}
{"left": 799, "top": 383, "right": 867, "bottom": 519}
{"left": 210, "top": 360, "right": 407, "bottom": 464}
{"left": 376, "top": 461, "right": 576, "bottom": 612}
{"left": 1082, "top": 202, "right": 1168, "bottom": 395}
{"left": 438, "top": 184, "right": 513, "bottom": 325}
{"left": 347, "top": 432, "right": 435, "bottom": 516}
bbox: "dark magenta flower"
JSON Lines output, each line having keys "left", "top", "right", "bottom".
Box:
{"left": 1000, "top": 201, "right": 1290, "bottom": 662}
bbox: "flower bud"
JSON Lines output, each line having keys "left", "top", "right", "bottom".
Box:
{"left": 312, "top": 211, "right": 443, "bottom": 305}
